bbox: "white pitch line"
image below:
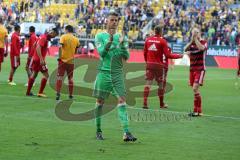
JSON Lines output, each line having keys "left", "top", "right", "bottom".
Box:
{"left": 0, "top": 77, "right": 235, "bottom": 85}
{"left": 0, "top": 94, "right": 240, "bottom": 121}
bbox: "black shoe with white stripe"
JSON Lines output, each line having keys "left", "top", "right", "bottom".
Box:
{"left": 96, "top": 131, "right": 104, "bottom": 140}
{"left": 123, "top": 132, "right": 137, "bottom": 142}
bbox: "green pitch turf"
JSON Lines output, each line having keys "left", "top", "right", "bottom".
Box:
{"left": 0, "top": 55, "right": 240, "bottom": 160}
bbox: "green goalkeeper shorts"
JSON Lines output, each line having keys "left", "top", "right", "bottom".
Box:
{"left": 93, "top": 71, "right": 126, "bottom": 99}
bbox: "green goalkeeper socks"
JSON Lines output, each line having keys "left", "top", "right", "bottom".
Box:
{"left": 117, "top": 103, "right": 129, "bottom": 133}
{"left": 95, "top": 104, "right": 103, "bottom": 132}
{"left": 95, "top": 103, "right": 129, "bottom": 133}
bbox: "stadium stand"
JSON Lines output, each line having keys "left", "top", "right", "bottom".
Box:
{"left": 0, "top": 0, "right": 239, "bottom": 46}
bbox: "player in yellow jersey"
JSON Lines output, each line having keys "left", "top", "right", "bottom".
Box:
{"left": 56, "top": 25, "right": 80, "bottom": 100}
{"left": 0, "top": 17, "right": 8, "bottom": 72}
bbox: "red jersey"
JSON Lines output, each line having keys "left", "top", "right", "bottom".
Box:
{"left": 144, "top": 35, "right": 182, "bottom": 70}
{"left": 10, "top": 32, "right": 21, "bottom": 56}
{"left": 33, "top": 34, "right": 49, "bottom": 61}
{"left": 28, "top": 33, "right": 38, "bottom": 57}
{"left": 186, "top": 40, "right": 207, "bottom": 71}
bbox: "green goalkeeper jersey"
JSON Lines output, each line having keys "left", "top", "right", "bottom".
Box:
{"left": 95, "top": 31, "right": 129, "bottom": 73}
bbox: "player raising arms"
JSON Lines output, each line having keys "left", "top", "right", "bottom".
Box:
{"left": 26, "top": 28, "right": 58, "bottom": 97}
{"left": 143, "top": 25, "right": 183, "bottom": 109}
{"left": 184, "top": 27, "right": 208, "bottom": 117}
{"left": 26, "top": 26, "right": 38, "bottom": 82}
{"left": 93, "top": 11, "right": 137, "bottom": 142}
{"left": 56, "top": 25, "right": 80, "bottom": 100}
{"left": 8, "top": 25, "right": 21, "bottom": 85}
{"left": 0, "top": 17, "right": 8, "bottom": 72}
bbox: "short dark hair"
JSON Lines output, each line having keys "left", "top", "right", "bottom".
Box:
{"left": 65, "top": 25, "right": 74, "bottom": 33}
{"left": 51, "top": 27, "right": 59, "bottom": 35}
{"left": 29, "top": 26, "right": 35, "bottom": 33}
{"left": 14, "top": 25, "right": 21, "bottom": 32}
{"left": 107, "top": 11, "right": 119, "bottom": 17}
{"left": 154, "top": 25, "right": 163, "bottom": 35}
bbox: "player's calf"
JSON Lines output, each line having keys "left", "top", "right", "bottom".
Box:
{"left": 143, "top": 85, "right": 150, "bottom": 108}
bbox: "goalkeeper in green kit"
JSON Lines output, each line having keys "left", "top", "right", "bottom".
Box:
{"left": 93, "top": 11, "right": 137, "bottom": 142}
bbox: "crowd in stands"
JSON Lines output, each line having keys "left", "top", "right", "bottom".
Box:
{"left": 0, "top": 0, "right": 240, "bottom": 46}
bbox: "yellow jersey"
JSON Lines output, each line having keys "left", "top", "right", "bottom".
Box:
{"left": 59, "top": 33, "right": 80, "bottom": 64}
{"left": 0, "top": 25, "right": 8, "bottom": 49}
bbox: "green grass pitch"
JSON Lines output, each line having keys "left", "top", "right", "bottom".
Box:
{"left": 0, "top": 55, "right": 240, "bottom": 160}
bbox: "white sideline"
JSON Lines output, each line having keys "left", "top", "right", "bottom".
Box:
{"left": 0, "top": 77, "right": 235, "bottom": 85}
{"left": 0, "top": 94, "right": 240, "bottom": 121}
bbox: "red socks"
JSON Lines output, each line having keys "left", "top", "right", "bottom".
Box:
{"left": 27, "top": 77, "right": 48, "bottom": 95}
{"left": 194, "top": 93, "right": 202, "bottom": 113}
{"left": 198, "top": 94, "right": 202, "bottom": 113}
{"left": 143, "top": 87, "right": 166, "bottom": 107}
{"left": 39, "top": 78, "right": 47, "bottom": 94}
{"left": 69, "top": 80, "right": 73, "bottom": 96}
{"left": 8, "top": 69, "right": 14, "bottom": 82}
{"left": 26, "top": 77, "right": 35, "bottom": 95}
{"left": 56, "top": 79, "right": 74, "bottom": 96}
{"left": 143, "top": 86, "right": 150, "bottom": 106}
{"left": 56, "top": 79, "right": 62, "bottom": 94}
{"left": 158, "top": 88, "right": 164, "bottom": 107}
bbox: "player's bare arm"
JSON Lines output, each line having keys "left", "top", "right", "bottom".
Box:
{"left": 4, "top": 36, "right": 8, "bottom": 57}
{"left": 58, "top": 46, "right": 62, "bottom": 61}
{"left": 58, "top": 42, "right": 64, "bottom": 61}
{"left": 184, "top": 34, "right": 195, "bottom": 52}
{"left": 36, "top": 44, "right": 45, "bottom": 65}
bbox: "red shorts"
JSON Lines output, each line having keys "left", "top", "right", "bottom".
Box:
{"left": 189, "top": 70, "right": 205, "bottom": 86}
{"left": 26, "top": 56, "right": 33, "bottom": 68}
{"left": 32, "top": 60, "right": 48, "bottom": 73}
{"left": 10, "top": 55, "right": 20, "bottom": 68}
{"left": 0, "top": 48, "right": 4, "bottom": 63}
{"left": 145, "top": 68, "right": 166, "bottom": 84}
{"left": 57, "top": 60, "right": 74, "bottom": 79}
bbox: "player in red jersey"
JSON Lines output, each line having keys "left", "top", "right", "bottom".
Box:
{"left": 143, "top": 25, "right": 183, "bottom": 109}
{"left": 26, "top": 26, "right": 38, "bottom": 80}
{"left": 26, "top": 28, "right": 58, "bottom": 97}
{"left": 8, "top": 25, "right": 21, "bottom": 85}
{"left": 0, "top": 17, "right": 8, "bottom": 72}
{"left": 184, "top": 27, "right": 208, "bottom": 117}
